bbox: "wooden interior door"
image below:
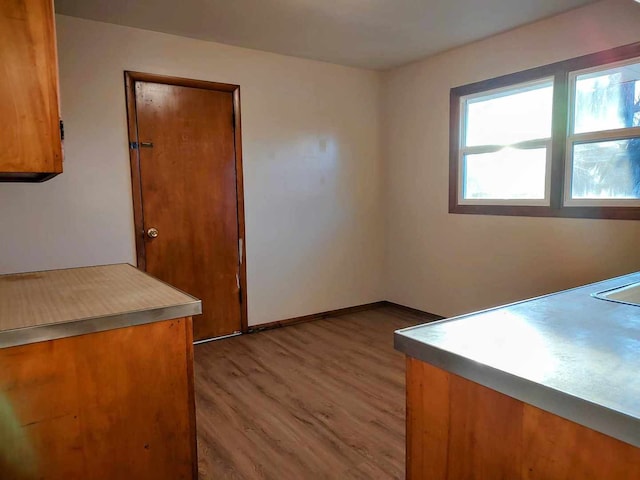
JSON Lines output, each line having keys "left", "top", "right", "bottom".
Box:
{"left": 125, "top": 73, "right": 247, "bottom": 341}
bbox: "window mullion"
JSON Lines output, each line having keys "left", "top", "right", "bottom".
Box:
{"left": 550, "top": 71, "right": 569, "bottom": 210}
{"left": 569, "top": 127, "right": 640, "bottom": 144}
{"left": 510, "top": 138, "right": 550, "bottom": 149}
{"left": 461, "top": 139, "right": 549, "bottom": 156}
{"left": 460, "top": 145, "right": 505, "bottom": 155}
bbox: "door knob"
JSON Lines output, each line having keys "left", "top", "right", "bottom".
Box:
{"left": 147, "top": 227, "right": 159, "bottom": 239}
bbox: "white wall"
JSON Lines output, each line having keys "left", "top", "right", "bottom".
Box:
{"left": 0, "top": 15, "right": 384, "bottom": 326}
{"left": 3, "top": 2, "right": 640, "bottom": 325}
{"left": 383, "top": 0, "right": 640, "bottom": 317}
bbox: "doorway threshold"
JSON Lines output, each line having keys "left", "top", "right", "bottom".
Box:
{"left": 193, "top": 331, "right": 242, "bottom": 345}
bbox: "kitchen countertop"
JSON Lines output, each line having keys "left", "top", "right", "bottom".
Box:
{"left": 395, "top": 272, "right": 640, "bottom": 448}
{"left": 0, "top": 263, "right": 201, "bottom": 349}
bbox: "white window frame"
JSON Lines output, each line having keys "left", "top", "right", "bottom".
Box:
{"left": 458, "top": 77, "right": 554, "bottom": 207}
{"left": 565, "top": 57, "right": 640, "bottom": 207}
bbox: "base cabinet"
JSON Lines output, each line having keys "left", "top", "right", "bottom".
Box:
{"left": 0, "top": 318, "right": 197, "bottom": 480}
{"left": 406, "top": 357, "right": 640, "bottom": 479}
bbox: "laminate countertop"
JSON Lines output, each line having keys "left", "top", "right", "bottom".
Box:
{"left": 395, "top": 272, "right": 640, "bottom": 448}
{"left": 0, "top": 263, "right": 201, "bottom": 349}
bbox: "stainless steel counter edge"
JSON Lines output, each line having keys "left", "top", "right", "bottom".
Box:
{"left": 394, "top": 332, "right": 640, "bottom": 448}
{"left": 0, "top": 300, "right": 202, "bottom": 349}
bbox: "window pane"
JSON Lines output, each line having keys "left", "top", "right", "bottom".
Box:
{"left": 574, "top": 62, "right": 640, "bottom": 134}
{"left": 464, "top": 148, "right": 547, "bottom": 200}
{"left": 571, "top": 139, "right": 640, "bottom": 199}
{"left": 465, "top": 81, "right": 553, "bottom": 147}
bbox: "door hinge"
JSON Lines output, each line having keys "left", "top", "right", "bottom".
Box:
{"left": 236, "top": 273, "right": 242, "bottom": 303}
{"left": 129, "top": 141, "right": 154, "bottom": 149}
{"left": 239, "top": 238, "right": 243, "bottom": 265}
{"left": 59, "top": 120, "right": 64, "bottom": 141}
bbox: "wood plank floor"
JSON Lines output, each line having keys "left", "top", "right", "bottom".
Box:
{"left": 193, "top": 305, "right": 437, "bottom": 479}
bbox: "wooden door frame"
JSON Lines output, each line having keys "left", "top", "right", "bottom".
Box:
{"left": 124, "top": 71, "right": 248, "bottom": 334}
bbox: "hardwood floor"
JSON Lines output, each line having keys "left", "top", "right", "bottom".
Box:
{"left": 193, "top": 305, "right": 438, "bottom": 479}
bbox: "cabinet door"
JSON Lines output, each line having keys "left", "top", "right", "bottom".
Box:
{"left": 0, "top": 318, "right": 197, "bottom": 479}
{"left": 0, "top": 0, "right": 62, "bottom": 181}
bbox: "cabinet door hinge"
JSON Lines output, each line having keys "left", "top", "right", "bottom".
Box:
{"left": 59, "top": 120, "right": 64, "bottom": 141}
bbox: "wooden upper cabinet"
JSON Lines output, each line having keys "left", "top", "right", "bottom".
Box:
{"left": 0, "top": 0, "right": 63, "bottom": 182}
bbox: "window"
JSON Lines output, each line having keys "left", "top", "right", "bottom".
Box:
{"left": 568, "top": 61, "right": 640, "bottom": 204}
{"left": 450, "top": 42, "right": 640, "bottom": 219}
{"left": 460, "top": 79, "right": 553, "bottom": 205}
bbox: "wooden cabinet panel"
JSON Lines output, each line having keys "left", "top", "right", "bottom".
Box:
{"left": 447, "top": 368, "right": 523, "bottom": 480}
{"left": 522, "top": 405, "right": 640, "bottom": 480}
{"left": 0, "top": 318, "right": 197, "bottom": 480}
{"left": 406, "top": 358, "right": 449, "bottom": 479}
{"left": 406, "top": 357, "right": 640, "bottom": 480}
{"left": 0, "top": 0, "right": 62, "bottom": 181}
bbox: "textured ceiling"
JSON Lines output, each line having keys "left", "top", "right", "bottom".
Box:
{"left": 54, "top": 0, "right": 597, "bottom": 70}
